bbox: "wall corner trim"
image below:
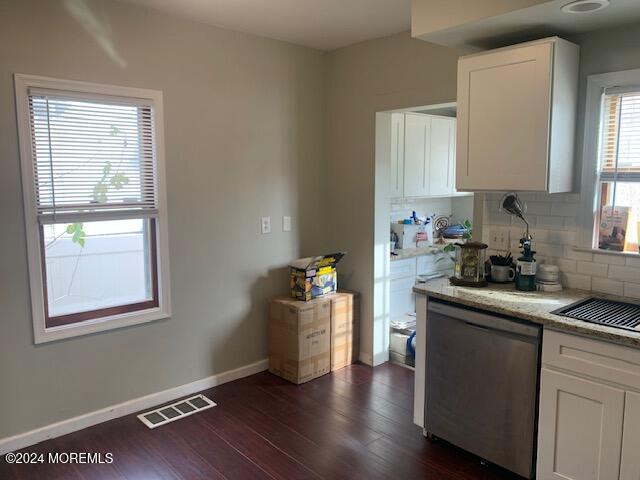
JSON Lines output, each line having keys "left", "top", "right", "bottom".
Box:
{"left": 0, "top": 358, "right": 269, "bottom": 455}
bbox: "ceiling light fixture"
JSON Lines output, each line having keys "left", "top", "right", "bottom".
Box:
{"left": 561, "top": 0, "right": 610, "bottom": 14}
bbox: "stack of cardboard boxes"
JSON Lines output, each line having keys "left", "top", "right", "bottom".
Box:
{"left": 268, "top": 292, "right": 359, "bottom": 384}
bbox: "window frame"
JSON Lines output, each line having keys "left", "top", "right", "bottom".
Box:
{"left": 15, "top": 74, "right": 172, "bottom": 344}
{"left": 577, "top": 68, "right": 640, "bottom": 256}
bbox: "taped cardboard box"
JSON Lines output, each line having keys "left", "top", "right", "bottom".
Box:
{"left": 329, "top": 292, "right": 360, "bottom": 371}
{"left": 269, "top": 297, "right": 331, "bottom": 384}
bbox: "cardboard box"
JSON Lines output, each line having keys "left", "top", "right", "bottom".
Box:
{"left": 389, "top": 331, "right": 415, "bottom": 367}
{"left": 329, "top": 292, "right": 359, "bottom": 371}
{"left": 390, "top": 223, "right": 433, "bottom": 249}
{"left": 289, "top": 252, "right": 346, "bottom": 301}
{"left": 269, "top": 297, "right": 331, "bottom": 384}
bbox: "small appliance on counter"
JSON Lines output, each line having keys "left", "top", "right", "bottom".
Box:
{"left": 450, "top": 241, "right": 488, "bottom": 287}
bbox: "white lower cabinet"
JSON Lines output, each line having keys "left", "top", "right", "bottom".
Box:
{"left": 390, "top": 276, "right": 415, "bottom": 318}
{"left": 538, "top": 330, "right": 640, "bottom": 480}
{"left": 537, "top": 368, "right": 625, "bottom": 480}
{"left": 621, "top": 392, "right": 640, "bottom": 480}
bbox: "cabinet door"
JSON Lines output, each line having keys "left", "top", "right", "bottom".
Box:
{"left": 427, "top": 117, "right": 455, "bottom": 196}
{"left": 449, "top": 120, "right": 459, "bottom": 195}
{"left": 457, "top": 42, "right": 552, "bottom": 191}
{"left": 389, "top": 113, "right": 405, "bottom": 198}
{"left": 621, "top": 391, "right": 640, "bottom": 480}
{"left": 404, "top": 113, "right": 430, "bottom": 197}
{"left": 390, "top": 276, "right": 415, "bottom": 318}
{"left": 537, "top": 368, "right": 625, "bottom": 480}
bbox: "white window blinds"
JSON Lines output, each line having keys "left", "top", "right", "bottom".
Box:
{"left": 28, "top": 89, "right": 158, "bottom": 223}
{"left": 600, "top": 88, "right": 640, "bottom": 180}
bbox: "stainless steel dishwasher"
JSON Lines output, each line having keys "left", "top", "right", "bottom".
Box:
{"left": 425, "top": 300, "right": 541, "bottom": 479}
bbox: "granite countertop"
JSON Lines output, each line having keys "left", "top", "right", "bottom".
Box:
{"left": 414, "top": 277, "right": 640, "bottom": 348}
{"left": 391, "top": 245, "right": 448, "bottom": 261}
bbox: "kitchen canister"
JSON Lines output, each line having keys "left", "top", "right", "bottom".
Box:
{"left": 537, "top": 264, "right": 560, "bottom": 283}
{"left": 536, "top": 264, "right": 562, "bottom": 292}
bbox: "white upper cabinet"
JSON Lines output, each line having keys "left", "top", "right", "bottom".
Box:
{"left": 404, "top": 113, "right": 431, "bottom": 197}
{"left": 456, "top": 37, "right": 579, "bottom": 193}
{"left": 427, "top": 116, "right": 456, "bottom": 196}
{"left": 401, "top": 113, "right": 458, "bottom": 198}
{"left": 389, "top": 113, "right": 405, "bottom": 198}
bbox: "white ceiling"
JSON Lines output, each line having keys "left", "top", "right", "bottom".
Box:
{"left": 122, "top": 0, "right": 412, "bottom": 51}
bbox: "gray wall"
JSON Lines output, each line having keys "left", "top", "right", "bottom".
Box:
{"left": 325, "top": 32, "right": 459, "bottom": 363}
{"left": 570, "top": 23, "right": 640, "bottom": 188}
{"left": 0, "top": 0, "right": 326, "bottom": 439}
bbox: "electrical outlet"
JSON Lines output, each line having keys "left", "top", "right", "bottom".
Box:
{"left": 282, "top": 216, "right": 291, "bottom": 232}
{"left": 261, "top": 216, "right": 271, "bottom": 234}
{"left": 491, "top": 228, "right": 510, "bottom": 251}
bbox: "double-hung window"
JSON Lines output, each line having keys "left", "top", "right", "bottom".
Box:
{"left": 15, "top": 75, "right": 171, "bottom": 343}
{"left": 580, "top": 69, "right": 640, "bottom": 255}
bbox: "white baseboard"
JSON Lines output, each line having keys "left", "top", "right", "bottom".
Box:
{"left": 359, "top": 351, "right": 373, "bottom": 366}
{"left": 0, "top": 358, "right": 268, "bottom": 456}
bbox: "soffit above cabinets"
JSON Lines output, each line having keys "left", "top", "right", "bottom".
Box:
{"left": 412, "top": 0, "right": 640, "bottom": 52}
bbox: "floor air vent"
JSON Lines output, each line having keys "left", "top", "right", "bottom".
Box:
{"left": 138, "top": 394, "right": 216, "bottom": 429}
{"left": 552, "top": 298, "right": 640, "bottom": 331}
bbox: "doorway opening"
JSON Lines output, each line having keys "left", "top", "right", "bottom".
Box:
{"left": 373, "top": 102, "right": 475, "bottom": 368}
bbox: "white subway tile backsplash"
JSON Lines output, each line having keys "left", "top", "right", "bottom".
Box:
{"left": 609, "top": 265, "right": 640, "bottom": 283}
{"left": 551, "top": 203, "right": 578, "bottom": 217}
{"left": 624, "top": 283, "right": 640, "bottom": 299}
{"left": 516, "top": 193, "right": 538, "bottom": 203}
{"left": 592, "top": 277, "right": 624, "bottom": 296}
{"left": 534, "top": 242, "right": 565, "bottom": 258}
{"left": 592, "top": 253, "right": 627, "bottom": 266}
{"left": 553, "top": 258, "right": 578, "bottom": 274}
{"left": 564, "top": 246, "right": 593, "bottom": 262}
{"left": 626, "top": 256, "right": 640, "bottom": 268}
{"left": 482, "top": 192, "right": 640, "bottom": 296}
{"left": 561, "top": 273, "right": 591, "bottom": 290}
{"left": 525, "top": 202, "right": 551, "bottom": 216}
{"left": 576, "top": 261, "right": 608, "bottom": 278}
{"left": 549, "top": 193, "right": 580, "bottom": 203}
{"left": 546, "top": 230, "right": 576, "bottom": 245}
{"left": 535, "top": 216, "right": 564, "bottom": 229}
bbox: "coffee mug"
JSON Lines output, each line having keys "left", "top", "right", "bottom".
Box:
{"left": 491, "top": 265, "right": 515, "bottom": 282}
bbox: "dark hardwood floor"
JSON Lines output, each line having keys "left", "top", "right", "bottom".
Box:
{"left": 2, "top": 363, "right": 522, "bottom": 479}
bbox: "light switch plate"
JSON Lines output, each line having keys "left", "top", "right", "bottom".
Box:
{"left": 491, "top": 228, "right": 510, "bottom": 251}
{"left": 261, "top": 217, "right": 271, "bottom": 234}
{"left": 282, "top": 216, "right": 291, "bottom": 232}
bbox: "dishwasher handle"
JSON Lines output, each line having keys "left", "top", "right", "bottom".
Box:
{"left": 428, "top": 300, "right": 540, "bottom": 338}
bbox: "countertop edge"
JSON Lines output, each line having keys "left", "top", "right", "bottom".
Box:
{"left": 414, "top": 281, "right": 640, "bottom": 350}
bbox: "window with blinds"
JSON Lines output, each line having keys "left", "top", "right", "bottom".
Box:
{"left": 596, "top": 88, "right": 640, "bottom": 253}
{"left": 15, "top": 75, "right": 170, "bottom": 341}
{"left": 29, "top": 91, "right": 158, "bottom": 223}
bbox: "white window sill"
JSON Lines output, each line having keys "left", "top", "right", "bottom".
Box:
{"left": 34, "top": 307, "right": 171, "bottom": 344}
{"left": 572, "top": 247, "right": 639, "bottom": 258}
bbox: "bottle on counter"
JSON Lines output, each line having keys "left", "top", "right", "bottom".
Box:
{"left": 515, "top": 236, "right": 536, "bottom": 291}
